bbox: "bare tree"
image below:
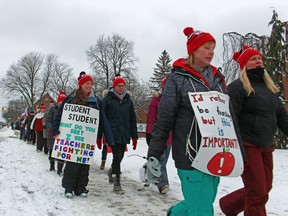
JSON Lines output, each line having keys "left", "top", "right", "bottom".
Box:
{"left": 0, "top": 52, "right": 44, "bottom": 109}
{"left": 86, "top": 33, "right": 138, "bottom": 91}
{"left": 0, "top": 52, "right": 75, "bottom": 110}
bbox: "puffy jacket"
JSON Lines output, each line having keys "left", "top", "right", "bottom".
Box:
{"left": 228, "top": 73, "right": 288, "bottom": 148}
{"left": 146, "top": 90, "right": 172, "bottom": 146}
{"left": 148, "top": 58, "right": 231, "bottom": 170}
{"left": 52, "top": 90, "right": 115, "bottom": 146}
{"left": 102, "top": 89, "right": 138, "bottom": 144}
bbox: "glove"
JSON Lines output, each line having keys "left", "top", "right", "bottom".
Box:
{"left": 96, "top": 138, "right": 102, "bottom": 150}
{"left": 132, "top": 138, "right": 137, "bottom": 150}
{"left": 146, "top": 133, "right": 151, "bottom": 146}
{"left": 146, "top": 157, "right": 162, "bottom": 184}
{"left": 43, "top": 125, "right": 47, "bottom": 129}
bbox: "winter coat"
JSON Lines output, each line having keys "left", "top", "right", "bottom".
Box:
{"left": 146, "top": 90, "right": 172, "bottom": 146}
{"left": 148, "top": 58, "right": 243, "bottom": 170}
{"left": 227, "top": 73, "right": 288, "bottom": 149}
{"left": 52, "top": 90, "right": 115, "bottom": 146}
{"left": 24, "top": 115, "right": 34, "bottom": 130}
{"left": 42, "top": 111, "right": 48, "bottom": 139}
{"left": 46, "top": 103, "right": 58, "bottom": 149}
{"left": 102, "top": 89, "right": 138, "bottom": 145}
{"left": 30, "top": 112, "right": 44, "bottom": 132}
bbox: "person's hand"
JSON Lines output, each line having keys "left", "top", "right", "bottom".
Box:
{"left": 146, "top": 133, "right": 151, "bottom": 146}
{"left": 43, "top": 125, "right": 47, "bottom": 129}
{"left": 96, "top": 138, "right": 102, "bottom": 150}
{"left": 147, "top": 157, "right": 161, "bottom": 184}
{"left": 132, "top": 138, "right": 137, "bottom": 150}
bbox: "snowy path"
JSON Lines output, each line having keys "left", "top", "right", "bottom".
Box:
{"left": 0, "top": 127, "right": 287, "bottom": 215}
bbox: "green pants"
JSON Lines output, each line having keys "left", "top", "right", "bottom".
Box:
{"left": 167, "top": 169, "right": 219, "bottom": 216}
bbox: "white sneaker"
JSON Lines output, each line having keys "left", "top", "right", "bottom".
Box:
{"left": 79, "top": 192, "right": 88, "bottom": 198}
{"left": 65, "top": 192, "right": 73, "bottom": 198}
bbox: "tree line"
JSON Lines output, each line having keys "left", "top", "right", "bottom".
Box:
{"left": 1, "top": 10, "right": 287, "bottom": 148}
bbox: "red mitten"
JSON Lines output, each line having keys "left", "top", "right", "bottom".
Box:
{"left": 96, "top": 138, "right": 102, "bottom": 150}
{"left": 132, "top": 138, "right": 137, "bottom": 150}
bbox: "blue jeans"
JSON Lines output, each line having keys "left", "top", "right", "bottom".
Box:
{"left": 157, "top": 145, "right": 171, "bottom": 190}
{"left": 167, "top": 169, "right": 219, "bottom": 216}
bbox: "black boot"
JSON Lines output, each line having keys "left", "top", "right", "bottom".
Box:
{"left": 49, "top": 161, "right": 55, "bottom": 171}
{"left": 57, "top": 162, "right": 64, "bottom": 175}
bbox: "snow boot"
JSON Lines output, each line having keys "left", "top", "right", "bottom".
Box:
{"left": 107, "top": 168, "right": 114, "bottom": 183}
{"left": 49, "top": 161, "right": 55, "bottom": 171}
{"left": 113, "top": 175, "right": 125, "bottom": 195}
{"left": 57, "top": 162, "right": 64, "bottom": 175}
{"left": 100, "top": 160, "right": 106, "bottom": 170}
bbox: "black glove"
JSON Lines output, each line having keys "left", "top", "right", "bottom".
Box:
{"left": 43, "top": 125, "right": 47, "bottom": 129}
{"left": 146, "top": 133, "right": 151, "bottom": 145}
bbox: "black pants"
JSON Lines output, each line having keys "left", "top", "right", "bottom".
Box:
{"left": 111, "top": 144, "right": 126, "bottom": 176}
{"left": 101, "top": 145, "right": 108, "bottom": 160}
{"left": 36, "top": 131, "right": 44, "bottom": 151}
{"left": 62, "top": 162, "right": 90, "bottom": 195}
{"left": 26, "top": 129, "right": 36, "bottom": 144}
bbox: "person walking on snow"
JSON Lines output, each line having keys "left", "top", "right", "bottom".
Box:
{"left": 219, "top": 45, "right": 288, "bottom": 216}
{"left": 102, "top": 74, "right": 138, "bottom": 195}
{"left": 147, "top": 26, "right": 246, "bottom": 216}
{"left": 46, "top": 91, "right": 66, "bottom": 174}
{"left": 52, "top": 71, "right": 115, "bottom": 199}
{"left": 146, "top": 76, "right": 172, "bottom": 194}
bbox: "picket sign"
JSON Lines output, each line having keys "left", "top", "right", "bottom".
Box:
{"left": 52, "top": 104, "right": 99, "bottom": 165}
{"left": 188, "top": 91, "right": 243, "bottom": 177}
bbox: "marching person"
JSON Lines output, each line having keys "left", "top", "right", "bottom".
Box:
{"left": 103, "top": 74, "right": 138, "bottom": 195}
{"left": 146, "top": 76, "right": 172, "bottom": 194}
{"left": 147, "top": 26, "right": 243, "bottom": 215}
{"left": 52, "top": 71, "right": 115, "bottom": 198}
{"left": 219, "top": 45, "right": 288, "bottom": 216}
{"left": 30, "top": 104, "right": 46, "bottom": 152}
{"left": 46, "top": 91, "right": 66, "bottom": 174}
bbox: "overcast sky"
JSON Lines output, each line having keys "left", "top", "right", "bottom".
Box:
{"left": 0, "top": 0, "right": 287, "bottom": 83}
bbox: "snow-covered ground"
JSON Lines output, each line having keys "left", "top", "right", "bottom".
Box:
{"left": 0, "top": 126, "right": 287, "bottom": 216}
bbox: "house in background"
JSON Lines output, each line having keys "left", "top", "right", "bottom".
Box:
{"left": 34, "top": 92, "right": 56, "bottom": 111}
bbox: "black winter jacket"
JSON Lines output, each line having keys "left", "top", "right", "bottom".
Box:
{"left": 228, "top": 73, "right": 288, "bottom": 148}
{"left": 148, "top": 58, "right": 232, "bottom": 170}
{"left": 102, "top": 89, "right": 138, "bottom": 145}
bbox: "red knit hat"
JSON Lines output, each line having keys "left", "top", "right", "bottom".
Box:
{"left": 184, "top": 27, "right": 216, "bottom": 55}
{"left": 40, "top": 104, "right": 46, "bottom": 110}
{"left": 233, "top": 45, "right": 262, "bottom": 69}
{"left": 112, "top": 74, "right": 126, "bottom": 87}
{"left": 78, "top": 71, "right": 93, "bottom": 86}
{"left": 57, "top": 91, "right": 66, "bottom": 103}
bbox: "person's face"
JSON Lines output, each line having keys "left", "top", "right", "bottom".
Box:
{"left": 193, "top": 41, "right": 215, "bottom": 70}
{"left": 114, "top": 83, "right": 126, "bottom": 94}
{"left": 40, "top": 108, "right": 45, "bottom": 113}
{"left": 81, "top": 81, "right": 93, "bottom": 95}
{"left": 245, "top": 55, "right": 263, "bottom": 70}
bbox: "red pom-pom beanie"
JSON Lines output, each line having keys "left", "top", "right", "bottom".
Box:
{"left": 78, "top": 71, "right": 93, "bottom": 86}
{"left": 233, "top": 45, "right": 262, "bottom": 69}
{"left": 112, "top": 74, "right": 126, "bottom": 87}
{"left": 183, "top": 27, "right": 216, "bottom": 55}
{"left": 57, "top": 91, "right": 66, "bottom": 102}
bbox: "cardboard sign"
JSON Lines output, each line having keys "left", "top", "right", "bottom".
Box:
{"left": 52, "top": 104, "right": 99, "bottom": 165}
{"left": 188, "top": 91, "right": 243, "bottom": 177}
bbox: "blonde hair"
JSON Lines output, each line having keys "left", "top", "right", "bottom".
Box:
{"left": 186, "top": 55, "right": 193, "bottom": 68}
{"left": 239, "top": 66, "right": 279, "bottom": 96}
